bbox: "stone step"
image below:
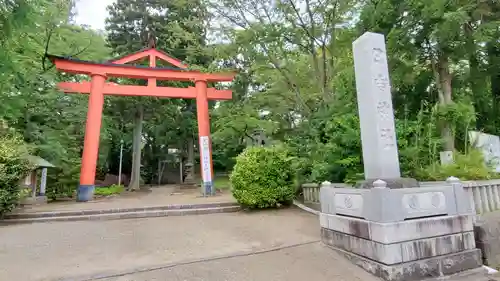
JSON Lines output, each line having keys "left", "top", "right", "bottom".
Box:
{"left": 4, "top": 202, "right": 238, "bottom": 219}
{"left": 1, "top": 205, "right": 241, "bottom": 224}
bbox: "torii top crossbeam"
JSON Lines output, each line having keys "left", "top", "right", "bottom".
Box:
{"left": 48, "top": 47, "right": 236, "bottom": 202}
{"left": 49, "top": 55, "right": 235, "bottom": 82}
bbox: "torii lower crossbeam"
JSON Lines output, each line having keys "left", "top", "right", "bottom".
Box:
{"left": 58, "top": 82, "right": 232, "bottom": 100}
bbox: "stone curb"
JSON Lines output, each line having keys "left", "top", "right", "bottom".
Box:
{"left": 293, "top": 200, "right": 320, "bottom": 215}
{"left": 1, "top": 205, "right": 241, "bottom": 225}
{"left": 4, "top": 202, "right": 238, "bottom": 219}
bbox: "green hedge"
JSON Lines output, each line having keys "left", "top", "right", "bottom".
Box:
{"left": 230, "top": 146, "right": 295, "bottom": 209}
{"left": 94, "top": 184, "right": 124, "bottom": 196}
{"left": 0, "top": 130, "right": 33, "bottom": 216}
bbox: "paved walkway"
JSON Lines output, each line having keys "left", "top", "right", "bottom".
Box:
{"left": 16, "top": 186, "right": 235, "bottom": 214}
{"left": 104, "top": 243, "right": 376, "bottom": 281}
{"left": 0, "top": 208, "right": 379, "bottom": 281}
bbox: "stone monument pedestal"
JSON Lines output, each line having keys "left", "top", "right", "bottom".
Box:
{"left": 355, "top": 177, "right": 419, "bottom": 189}
{"left": 319, "top": 178, "right": 484, "bottom": 281}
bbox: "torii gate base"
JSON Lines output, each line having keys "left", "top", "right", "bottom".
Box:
{"left": 49, "top": 47, "right": 235, "bottom": 202}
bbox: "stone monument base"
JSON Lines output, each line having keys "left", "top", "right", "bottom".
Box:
{"left": 355, "top": 177, "right": 419, "bottom": 189}
{"left": 423, "top": 267, "right": 494, "bottom": 281}
{"left": 330, "top": 246, "right": 485, "bottom": 281}
{"left": 320, "top": 213, "right": 482, "bottom": 281}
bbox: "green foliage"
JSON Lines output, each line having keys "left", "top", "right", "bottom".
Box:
{"left": 230, "top": 146, "right": 295, "bottom": 209}
{"left": 0, "top": 125, "right": 33, "bottom": 216}
{"left": 288, "top": 109, "right": 363, "bottom": 184}
{"left": 19, "top": 188, "right": 32, "bottom": 200}
{"left": 416, "top": 150, "right": 498, "bottom": 181}
{"left": 0, "top": 0, "right": 112, "bottom": 200}
{"left": 105, "top": 0, "right": 214, "bottom": 188}
{"left": 94, "top": 184, "right": 124, "bottom": 196}
{"left": 213, "top": 176, "right": 231, "bottom": 190}
{"left": 46, "top": 178, "right": 76, "bottom": 201}
{"left": 212, "top": 102, "right": 277, "bottom": 171}
{"left": 2, "top": 0, "right": 500, "bottom": 204}
{"left": 107, "top": 0, "right": 208, "bottom": 64}
{"left": 288, "top": 102, "right": 480, "bottom": 185}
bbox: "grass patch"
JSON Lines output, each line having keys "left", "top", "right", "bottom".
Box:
{"left": 214, "top": 176, "right": 231, "bottom": 190}
{"left": 94, "top": 184, "right": 124, "bottom": 196}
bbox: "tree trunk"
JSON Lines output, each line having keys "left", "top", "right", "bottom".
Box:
{"left": 184, "top": 135, "right": 196, "bottom": 184}
{"left": 436, "top": 52, "right": 455, "bottom": 152}
{"left": 188, "top": 136, "right": 194, "bottom": 168}
{"left": 128, "top": 105, "right": 144, "bottom": 191}
{"left": 488, "top": 39, "right": 500, "bottom": 134}
{"left": 486, "top": 0, "right": 500, "bottom": 134}
{"left": 464, "top": 23, "right": 487, "bottom": 129}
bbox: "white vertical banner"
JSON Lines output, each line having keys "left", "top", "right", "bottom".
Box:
{"left": 199, "top": 136, "right": 212, "bottom": 183}
{"left": 40, "top": 168, "right": 48, "bottom": 195}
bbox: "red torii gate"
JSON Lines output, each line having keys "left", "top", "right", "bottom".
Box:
{"left": 48, "top": 47, "right": 236, "bottom": 202}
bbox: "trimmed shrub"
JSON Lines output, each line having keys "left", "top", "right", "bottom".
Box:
{"left": 0, "top": 129, "right": 33, "bottom": 216}
{"left": 230, "top": 145, "right": 295, "bottom": 209}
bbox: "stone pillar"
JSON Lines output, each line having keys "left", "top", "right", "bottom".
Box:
{"left": 353, "top": 32, "right": 400, "bottom": 179}
{"left": 183, "top": 162, "right": 195, "bottom": 185}
{"left": 352, "top": 32, "right": 417, "bottom": 189}
{"left": 440, "top": 151, "right": 454, "bottom": 165}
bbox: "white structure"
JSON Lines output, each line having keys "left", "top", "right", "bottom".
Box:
{"left": 469, "top": 131, "right": 500, "bottom": 172}
{"left": 353, "top": 32, "right": 401, "bottom": 180}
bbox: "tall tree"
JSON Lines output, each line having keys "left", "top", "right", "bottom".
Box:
{"left": 207, "top": 0, "right": 360, "bottom": 170}
{"left": 1, "top": 0, "right": 112, "bottom": 198}
{"left": 105, "top": 0, "right": 210, "bottom": 189}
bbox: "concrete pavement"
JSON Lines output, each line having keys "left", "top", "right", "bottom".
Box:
{"left": 103, "top": 242, "right": 379, "bottom": 281}
{"left": 0, "top": 208, "right": 380, "bottom": 281}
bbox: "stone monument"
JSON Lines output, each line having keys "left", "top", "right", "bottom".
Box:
{"left": 440, "top": 151, "right": 454, "bottom": 165}
{"left": 319, "top": 32, "right": 485, "bottom": 281}
{"left": 352, "top": 32, "right": 417, "bottom": 189}
{"left": 182, "top": 162, "right": 196, "bottom": 186}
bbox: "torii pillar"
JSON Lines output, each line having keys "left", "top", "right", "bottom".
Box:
{"left": 79, "top": 73, "right": 106, "bottom": 199}
{"left": 195, "top": 79, "right": 214, "bottom": 195}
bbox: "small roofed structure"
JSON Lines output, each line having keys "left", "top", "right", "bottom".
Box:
{"left": 27, "top": 155, "right": 56, "bottom": 169}
{"left": 21, "top": 155, "right": 55, "bottom": 205}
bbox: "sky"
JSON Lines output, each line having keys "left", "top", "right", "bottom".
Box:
{"left": 74, "top": 0, "right": 116, "bottom": 30}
